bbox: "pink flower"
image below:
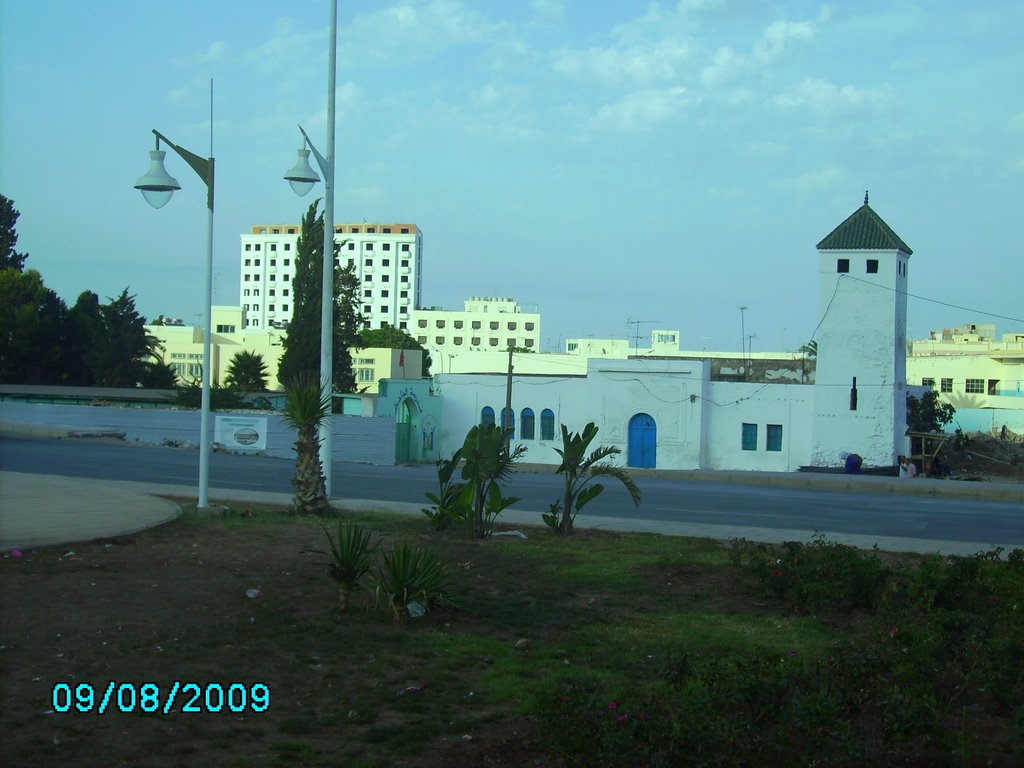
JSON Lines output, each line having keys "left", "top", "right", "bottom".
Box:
{"left": 888, "top": 626, "right": 899, "bottom": 637}
{"left": 616, "top": 714, "right": 630, "bottom": 722}
{"left": 607, "top": 701, "right": 618, "bottom": 710}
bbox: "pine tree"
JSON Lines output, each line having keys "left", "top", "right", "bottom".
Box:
{"left": 278, "top": 200, "right": 363, "bottom": 395}
{"left": 0, "top": 195, "right": 28, "bottom": 272}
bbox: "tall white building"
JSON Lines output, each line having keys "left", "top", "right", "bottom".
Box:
{"left": 411, "top": 297, "right": 541, "bottom": 361}
{"left": 239, "top": 222, "right": 423, "bottom": 332}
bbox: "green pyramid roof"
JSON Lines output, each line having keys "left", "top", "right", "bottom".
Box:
{"left": 816, "top": 192, "right": 913, "bottom": 254}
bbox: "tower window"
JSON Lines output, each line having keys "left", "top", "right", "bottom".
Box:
{"left": 866, "top": 259, "right": 878, "bottom": 273}
{"left": 837, "top": 259, "right": 849, "bottom": 273}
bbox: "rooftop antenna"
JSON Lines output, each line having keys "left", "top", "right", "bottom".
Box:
{"left": 625, "top": 317, "right": 659, "bottom": 352}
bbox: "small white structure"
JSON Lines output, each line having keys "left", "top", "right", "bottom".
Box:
{"left": 437, "top": 195, "right": 913, "bottom": 472}
{"left": 411, "top": 297, "right": 541, "bottom": 362}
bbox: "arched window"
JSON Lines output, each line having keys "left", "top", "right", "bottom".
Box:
{"left": 540, "top": 409, "right": 555, "bottom": 440}
{"left": 481, "top": 406, "right": 495, "bottom": 427}
{"left": 520, "top": 408, "right": 535, "bottom": 440}
{"left": 500, "top": 407, "right": 515, "bottom": 439}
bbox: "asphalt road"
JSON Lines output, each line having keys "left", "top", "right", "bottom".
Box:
{"left": 2, "top": 435, "right": 1022, "bottom": 549}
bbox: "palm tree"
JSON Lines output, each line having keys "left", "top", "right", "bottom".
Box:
{"left": 550, "top": 422, "right": 641, "bottom": 535}
{"left": 280, "top": 374, "right": 332, "bottom": 516}
{"left": 457, "top": 424, "right": 526, "bottom": 538}
{"left": 225, "top": 350, "right": 269, "bottom": 392}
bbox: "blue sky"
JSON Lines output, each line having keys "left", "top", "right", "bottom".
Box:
{"left": 2, "top": 0, "right": 1022, "bottom": 352}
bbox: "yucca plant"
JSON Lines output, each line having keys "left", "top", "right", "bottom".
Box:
{"left": 319, "top": 523, "right": 378, "bottom": 612}
{"left": 374, "top": 543, "right": 453, "bottom": 622}
{"left": 546, "top": 422, "right": 641, "bottom": 535}
{"left": 281, "top": 373, "right": 332, "bottom": 516}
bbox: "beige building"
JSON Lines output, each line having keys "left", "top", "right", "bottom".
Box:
{"left": 411, "top": 297, "right": 541, "bottom": 367}
{"left": 148, "top": 306, "right": 422, "bottom": 395}
{"left": 240, "top": 222, "right": 423, "bottom": 333}
{"left": 906, "top": 323, "right": 1024, "bottom": 410}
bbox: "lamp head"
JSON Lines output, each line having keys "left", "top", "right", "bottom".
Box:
{"left": 284, "top": 148, "right": 319, "bottom": 196}
{"left": 135, "top": 149, "right": 181, "bottom": 209}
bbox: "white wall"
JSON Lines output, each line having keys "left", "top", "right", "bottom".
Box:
{"left": 703, "top": 383, "right": 815, "bottom": 471}
{"left": 1, "top": 402, "right": 396, "bottom": 465}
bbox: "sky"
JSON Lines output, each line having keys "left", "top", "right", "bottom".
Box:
{"left": 2, "top": 0, "right": 1022, "bottom": 353}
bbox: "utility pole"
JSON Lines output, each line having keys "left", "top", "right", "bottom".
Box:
{"left": 503, "top": 345, "right": 514, "bottom": 457}
{"left": 739, "top": 306, "right": 748, "bottom": 382}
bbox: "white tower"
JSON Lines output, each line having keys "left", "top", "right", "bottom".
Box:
{"left": 811, "top": 192, "right": 912, "bottom": 468}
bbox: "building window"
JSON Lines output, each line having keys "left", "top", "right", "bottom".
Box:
{"left": 435, "top": 336, "right": 444, "bottom": 345}
{"left": 965, "top": 378, "right": 984, "bottom": 394}
{"left": 381, "top": 306, "right": 389, "bottom": 314}
{"left": 282, "top": 304, "right": 289, "bottom": 311}
{"left": 244, "top": 275, "right": 250, "bottom": 282}
{"left": 507, "top": 339, "right": 516, "bottom": 348}
{"left": 245, "top": 244, "right": 252, "bottom": 252}
{"left": 401, "top": 259, "right": 409, "bottom": 267}
{"left": 400, "top": 276, "right": 407, "bottom": 283}
{"left": 269, "top": 289, "right": 276, "bottom": 296}
{"left": 383, "top": 244, "right": 391, "bottom": 251}
{"left": 489, "top": 338, "right": 499, "bottom": 346}
{"left": 988, "top": 379, "right": 999, "bottom": 395}
{"left": 283, "top": 289, "right": 289, "bottom": 296}
{"left": 268, "top": 304, "right": 275, "bottom": 312}
{"left": 866, "top": 259, "right": 878, "bottom": 273}
{"left": 216, "top": 324, "right": 236, "bottom": 333}
{"left": 401, "top": 228, "right": 410, "bottom": 234}
{"left": 417, "top": 336, "right": 427, "bottom": 344}
{"left": 540, "top": 409, "right": 555, "bottom": 440}
{"left": 454, "top": 320, "right": 463, "bottom": 329}
{"left": 366, "top": 244, "right": 374, "bottom": 251}
{"left": 401, "top": 243, "right": 410, "bottom": 251}
{"left": 481, "top": 406, "right": 495, "bottom": 427}
{"left": 383, "top": 227, "right": 391, "bottom": 234}
{"left": 471, "top": 337, "right": 481, "bottom": 346}
{"left": 922, "top": 377, "right": 935, "bottom": 387}
{"left": 254, "top": 245, "right": 261, "bottom": 252}
{"left": 500, "top": 407, "right": 515, "bottom": 438}
{"left": 837, "top": 259, "right": 849, "bottom": 273}
{"left": 766, "top": 424, "right": 783, "bottom": 452}
{"left": 400, "top": 291, "right": 407, "bottom": 298}
{"left": 567, "top": 342, "right": 578, "bottom": 352}
{"left": 742, "top": 423, "right": 758, "bottom": 451}
{"left": 347, "top": 243, "right": 355, "bottom": 251}
{"left": 364, "top": 290, "right": 373, "bottom": 298}
{"left": 525, "top": 339, "right": 535, "bottom": 348}
{"left": 472, "top": 321, "right": 481, "bottom": 329}
{"left": 418, "top": 319, "right": 427, "bottom": 328}
{"left": 525, "top": 322, "right": 535, "bottom": 331}
{"left": 381, "top": 290, "right": 389, "bottom": 298}
{"left": 508, "top": 322, "right": 517, "bottom": 331}
{"left": 941, "top": 378, "right": 953, "bottom": 393}
{"left": 363, "top": 305, "right": 371, "bottom": 313}
{"left": 244, "top": 258, "right": 251, "bottom": 266}
{"left": 365, "top": 258, "right": 373, "bottom": 267}
{"left": 382, "top": 275, "right": 390, "bottom": 282}
{"left": 270, "top": 245, "right": 277, "bottom": 252}
{"left": 490, "top": 321, "right": 499, "bottom": 330}
{"left": 363, "top": 275, "right": 372, "bottom": 282}
{"left": 454, "top": 337, "right": 463, "bottom": 345}
{"left": 357, "top": 368, "right": 375, "bottom": 382}
{"left": 436, "top": 320, "right": 445, "bottom": 328}
{"left": 367, "top": 227, "right": 376, "bottom": 234}
{"left": 521, "top": 408, "right": 535, "bottom": 440}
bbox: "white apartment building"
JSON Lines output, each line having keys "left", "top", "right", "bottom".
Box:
{"left": 239, "top": 222, "right": 423, "bottom": 332}
{"left": 411, "top": 297, "right": 541, "bottom": 362}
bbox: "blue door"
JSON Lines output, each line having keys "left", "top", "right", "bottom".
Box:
{"left": 628, "top": 413, "right": 657, "bottom": 468}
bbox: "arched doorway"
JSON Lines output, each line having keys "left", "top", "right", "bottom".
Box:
{"left": 628, "top": 413, "right": 657, "bottom": 468}
{"left": 396, "top": 397, "right": 420, "bottom": 463}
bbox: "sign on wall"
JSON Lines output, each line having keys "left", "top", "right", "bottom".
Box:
{"left": 214, "top": 416, "right": 268, "bottom": 451}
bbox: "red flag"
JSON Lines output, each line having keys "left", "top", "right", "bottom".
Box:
{"left": 399, "top": 350, "right": 405, "bottom": 368}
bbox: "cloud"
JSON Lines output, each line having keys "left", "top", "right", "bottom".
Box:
{"left": 701, "top": 19, "right": 815, "bottom": 87}
{"left": 553, "top": 41, "right": 692, "bottom": 87}
{"left": 531, "top": 0, "right": 563, "bottom": 18}
{"left": 773, "top": 78, "right": 894, "bottom": 114}
{"left": 586, "top": 87, "right": 692, "bottom": 133}
{"left": 346, "top": 0, "right": 513, "bottom": 62}
{"left": 780, "top": 166, "right": 845, "bottom": 193}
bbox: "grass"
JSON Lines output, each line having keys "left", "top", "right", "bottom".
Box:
{"left": 1, "top": 503, "right": 1021, "bottom": 767}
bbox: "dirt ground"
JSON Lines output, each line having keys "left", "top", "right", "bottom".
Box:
{"left": 0, "top": 515, "right": 568, "bottom": 768}
{"left": 942, "top": 432, "right": 1024, "bottom": 483}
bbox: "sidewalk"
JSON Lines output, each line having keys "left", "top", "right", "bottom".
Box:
{"left": 1, "top": 469, "right": 1021, "bottom": 556}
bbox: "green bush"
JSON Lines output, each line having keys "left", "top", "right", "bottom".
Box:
{"left": 728, "top": 534, "right": 888, "bottom": 613}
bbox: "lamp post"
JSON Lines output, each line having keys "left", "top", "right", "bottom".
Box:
{"left": 135, "top": 102, "right": 215, "bottom": 509}
{"left": 283, "top": 0, "right": 338, "bottom": 496}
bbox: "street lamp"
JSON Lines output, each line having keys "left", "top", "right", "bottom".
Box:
{"left": 135, "top": 123, "right": 215, "bottom": 509}
{"left": 282, "top": 0, "right": 338, "bottom": 496}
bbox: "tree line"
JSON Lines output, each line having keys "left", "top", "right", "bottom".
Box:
{"left": 1, "top": 194, "right": 430, "bottom": 392}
